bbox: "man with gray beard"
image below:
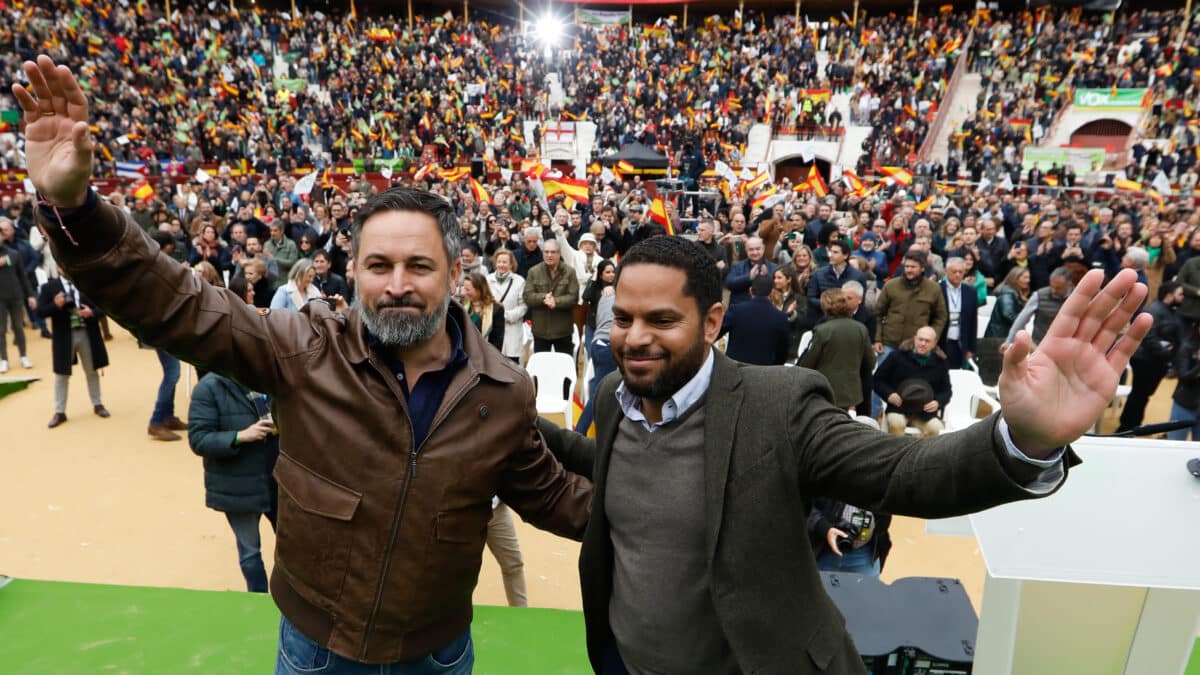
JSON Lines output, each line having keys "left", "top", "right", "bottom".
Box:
{"left": 14, "top": 53, "right": 591, "bottom": 672}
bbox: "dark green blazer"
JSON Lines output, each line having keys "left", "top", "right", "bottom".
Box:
{"left": 539, "top": 351, "right": 1077, "bottom": 675}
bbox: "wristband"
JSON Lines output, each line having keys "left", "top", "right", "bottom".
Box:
{"left": 233, "top": 432, "right": 240, "bottom": 446}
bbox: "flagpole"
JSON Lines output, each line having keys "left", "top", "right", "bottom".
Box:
{"left": 794, "top": 0, "right": 800, "bottom": 34}
{"left": 853, "top": 0, "right": 859, "bottom": 28}
{"left": 682, "top": 3, "right": 688, "bottom": 29}
{"left": 408, "top": 0, "right": 413, "bottom": 29}
{"left": 912, "top": 0, "right": 919, "bottom": 26}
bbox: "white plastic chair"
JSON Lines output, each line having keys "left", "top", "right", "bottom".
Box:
{"left": 976, "top": 297, "right": 995, "bottom": 339}
{"left": 580, "top": 351, "right": 594, "bottom": 406}
{"left": 942, "top": 368, "right": 1002, "bottom": 433}
{"left": 526, "top": 352, "right": 578, "bottom": 425}
{"left": 1110, "top": 363, "right": 1134, "bottom": 413}
{"left": 796, "top": 330, "right": 814, "bottom": 361}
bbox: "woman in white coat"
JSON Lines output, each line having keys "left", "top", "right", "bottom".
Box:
{"left": 485, "top": 249, "right": 528, "bottom": 362}
{"left": 269, "top": 258, "right": 321, "bottom": 311}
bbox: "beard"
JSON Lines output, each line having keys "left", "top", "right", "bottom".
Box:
{"left": 616, "top": 327, "right": 709, "bottom": 401}
{"left": 356, "top": 285, "right": 451, "bottom": 348}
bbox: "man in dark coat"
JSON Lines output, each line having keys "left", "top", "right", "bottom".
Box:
{"left": 1118, "top": 282, "right": 1184, "bottom": 432}
{"left": 874, "top": 326, "right": 952, "bottom": 437}
{"left": 939, "top": 257, "right": 979, "bottom": 368}
{"left": 37, "top": 272, "right": 110, "bottom": 428}
{"left": 188, "top": 371, "right": 280, "bottom": 592}
{"left": 719, "top": 274, "right": 790, "bottom": 365}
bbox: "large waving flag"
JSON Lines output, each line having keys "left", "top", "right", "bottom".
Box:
{"left": 806, "top": 165, "right": 829, "bottom": 198}
{"left": 842, "top": 170, "right": 866, "bottom": 196}
{"left": 469, "top": 177, "right": 490, "bottom": 205}
{"left": 880, "top": 166, "right": 914, "bottom": 186}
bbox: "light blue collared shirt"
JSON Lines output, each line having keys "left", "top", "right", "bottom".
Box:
{"left": 615, "top": 348, "right": 715, "bottom": 432}
{"left": 613, "top": 348, "right": 1065, "bottom": 493}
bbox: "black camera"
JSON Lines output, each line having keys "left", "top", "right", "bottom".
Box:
{"left": 835, "top": 522, "right": 861, "bottom": 553}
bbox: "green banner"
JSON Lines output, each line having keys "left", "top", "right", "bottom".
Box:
{"left": 274, "top": 78, "right": 307, "bottom": 94}
{"left": 577, "top": 8, "right": 631, "bottom": 25}
{"left": 1021, "top": 147, "right": 1106, "bottom": 172}
{"left": 0, "top": 110, "right": 19, "bottom": 124}
{"left": 1073, "top": 88, "right": 1148, "bottom": 110}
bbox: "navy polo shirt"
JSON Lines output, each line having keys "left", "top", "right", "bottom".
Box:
{"left": 369, "top": 312, "right": 469, "bottom": 449}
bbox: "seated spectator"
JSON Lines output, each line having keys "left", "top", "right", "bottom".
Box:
{"left": 874, "top": 326, "right": 952, "bottom": 437}
{"left": 808, "top": 497, "right": 892, "bottom": 577}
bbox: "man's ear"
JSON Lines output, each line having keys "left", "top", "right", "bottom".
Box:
{"left": 703, "top": 301, "right": 725, "bottom": 348}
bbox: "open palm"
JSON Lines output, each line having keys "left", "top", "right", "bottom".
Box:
{"left": 999, "top": 268, "right": 1152, "bottom": 455}
{"left": 11, "top": 55, "right": 93, "bottom": 208}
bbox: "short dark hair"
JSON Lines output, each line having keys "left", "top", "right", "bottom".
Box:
{"left": 750, "top": 273, "right": 774, "bottom": 297}
{"left": 351, "top": 187, "right": 462, "bottom": 265}
{"left": 827, "top": 239, "right": 852, "bottom": 256}
{"left": 311, "top": 249, "right": 330, "bottom": 263}
{"left": 903, "top": 249, "right": 928, "bottom": 266}
{"left": 150, "top": 230, "right": 175, "bottom": 251}
{"left": 1159, "top": 281, "right": 1181, "bottom": 301}
{"left": 615, "top": 237, "right": 721, "bottom": 314}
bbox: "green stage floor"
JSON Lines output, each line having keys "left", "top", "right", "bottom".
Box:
{"left": 0, "top": 376, "right": 37, "bottom": 401}
{"left": 1, "top": 578, "right": 1198, "bottom": 674}
{"left": 0, "top": 579, "right": 589, "bottom": 674}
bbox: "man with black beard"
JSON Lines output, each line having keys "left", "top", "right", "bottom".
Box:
{"left": 16, "top": 53, "right": 590, "bottom": 672}
{"left": 536, "top": 236, "right": 1149, "bottom": 675}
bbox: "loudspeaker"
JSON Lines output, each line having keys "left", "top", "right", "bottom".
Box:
{"left": 819, "top": 573, "right": 976, "bottom": 674}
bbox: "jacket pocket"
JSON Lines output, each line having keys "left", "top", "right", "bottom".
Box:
{"left": 805, "top": 620, "right": 843, "bottom": 671}
{"left": 435, "top": 505, "right": 490, "bottom": 545}
{"left": 273, "top": 453, "right": 362, "bottom": 602}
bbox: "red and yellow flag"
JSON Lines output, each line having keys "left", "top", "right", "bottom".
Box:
{"left": 914, "top": 195, "right": 935, "bottom": 212}
{"left": 648, "top": 197, "right": 672, "bottom": 234}
{"left": 880, "top": 166, "right": 914, "bottom": 186}
{"left": 805, "top": 165, "right": 829, "bottom": 198}
{"left": 1114, "top": 178, "right": 1142, "bottom": 192}
{"left": 468, "top": 177, "right": 490, "bottom": 204}
{"left": 132, "top": 181, "right": 155, "bottom": 200}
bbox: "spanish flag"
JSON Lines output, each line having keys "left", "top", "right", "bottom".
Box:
{"left": 914, "top": 195, "right": 935, "bottom": 212}
{"left": 438, "top": 167, "right": 470, "bottom": 182}
{"left": 750, "top": 185, "right": 778, "bottom": 209}
{"left": 843, "top": 170, "right": 866, "bottom": 196}
{"left": 469, "top": 177, "right": 490, "bottom": 204}
{"left": 132, "top": 181, "right": 155, "bottom": 201}
{"left": 806, "top": 165, "right": 829, "bottom": 198}
{"left": 412, "top": 163, "right": 438, "bottom": 182}
{"left": 545, "top": 176, "right": 589, "bottom": 202}
{"left": 742, "top": 171, "right": 771, "bottom": 196}
{"left": 616, "top": 160, "right": 636, "bottom": 175}
{"left": 648, "top": 197, "right": 673, "bottom": 234}
{"left": 880, "top": 166, "right": 914, "bottom": 186}
{"left": 1044, "top": 175, "right": 1059, "bottom": 187}
{"left": 1114, "top": 178, "right": 1142, "bottom": 192}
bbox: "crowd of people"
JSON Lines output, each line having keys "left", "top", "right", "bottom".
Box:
{"left": 0, "top": 4, "right": 1180, "bottom": 669}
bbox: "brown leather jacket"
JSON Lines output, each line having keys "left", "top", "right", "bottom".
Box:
{"left": 40, "top": 193, "right": 592, "bottom": 664}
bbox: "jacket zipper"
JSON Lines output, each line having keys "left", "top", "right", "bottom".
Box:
{"left": 359, "top": 369, "right": 480, "bottom": 660}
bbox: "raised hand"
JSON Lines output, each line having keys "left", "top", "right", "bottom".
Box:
{"left": 999, "top": 268, "right": 1152, "bottom": 457}
{"left": 11, "top": 55, "right": 93, "bottom": 208}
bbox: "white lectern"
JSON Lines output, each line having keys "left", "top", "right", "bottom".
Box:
{"left": 965, "top": 437, "right": 1200, "bottom": 675}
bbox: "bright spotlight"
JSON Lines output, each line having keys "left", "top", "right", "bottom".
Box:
{"left": 535, "top": 14, "right": 563, "bottom": 47}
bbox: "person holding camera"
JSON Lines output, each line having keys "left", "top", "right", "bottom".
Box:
{"left": 36, "top": 267, "right": 110, "bottom": 428}
{"left": 808, "top": 497, "right": 892, "bottom": 576}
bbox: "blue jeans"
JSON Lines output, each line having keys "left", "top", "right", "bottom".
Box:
{"left": 275, "top": 616, "right": 474, "bottom": 674}
{"left": 817, "top": 546, "right": 881, "bottom": 576}
{"left": 576, "top": 339, "right": 617, "bottom": 435}
{"left": 225, "top": 510, "right": 276, "bottom": 593}
{"left": 1167, "top": 402, "right": 1200, "bottom": 441}
{"left": 149, "top": 350, "right": 180, "bottom": 426}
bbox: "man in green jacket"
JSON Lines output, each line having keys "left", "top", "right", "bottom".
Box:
{"left": 264, "top": 220, "right": 299, "bottom": 285}
{"left": 523, "top": 239, "right": 579, "bottom": 354}
{"left": 874, "top": 250, "right": 947, "bottom": 361}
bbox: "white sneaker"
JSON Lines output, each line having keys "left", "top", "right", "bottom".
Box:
{"left": 20, "top": 356, "right": 33, "bottom": 369}
{"left": 0, "top": 360, "right": 7, "bottom": 373}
